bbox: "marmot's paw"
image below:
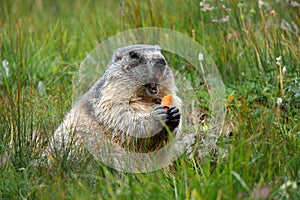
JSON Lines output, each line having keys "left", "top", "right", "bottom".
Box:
{"left": 167, "top": 106, "right": 180, "bottom": 130}
{"left": 151, "top": 105, "right": 168, "bottom": 123}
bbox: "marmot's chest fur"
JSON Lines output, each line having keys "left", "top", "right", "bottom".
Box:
{"left": 51, "top": 44, "right": 182, "bottom": 155}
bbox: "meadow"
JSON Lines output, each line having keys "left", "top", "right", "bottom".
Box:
{"left": 0, "top": 0, "right": 299, "bottom": 199}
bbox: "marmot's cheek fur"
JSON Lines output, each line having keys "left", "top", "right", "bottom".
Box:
{"left": 49, "top": 44, "right": 183, "bottom": 156}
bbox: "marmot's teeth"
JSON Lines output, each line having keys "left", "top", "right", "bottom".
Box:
{"left": 150, "top": 82, "right": 156, "bottom": 89}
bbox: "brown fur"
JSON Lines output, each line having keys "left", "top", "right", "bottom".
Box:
{"left": 48, "top": 45, "right": 182, "bottom": 158}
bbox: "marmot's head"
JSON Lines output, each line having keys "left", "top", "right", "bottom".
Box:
{"left": 104, "top": 44, "right": 170, "bottom": 97}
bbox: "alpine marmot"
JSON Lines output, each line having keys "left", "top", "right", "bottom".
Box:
{"left": 48, "top": 44, "right": 183, "bottom": 159}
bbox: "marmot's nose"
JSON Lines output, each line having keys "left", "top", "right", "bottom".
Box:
{"left": 152, "top": 55, "right": 167, "bottom": 66}
{"left": 154, "top": 58, "right": 166, "bottom": 66}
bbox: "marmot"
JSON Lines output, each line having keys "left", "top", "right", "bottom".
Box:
{"left": 48, "top": 44, "right": 183, "bottom": 160}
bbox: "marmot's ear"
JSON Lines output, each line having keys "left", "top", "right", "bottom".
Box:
{"left": 113, "top": 51, "right": 122, "bottom": 61}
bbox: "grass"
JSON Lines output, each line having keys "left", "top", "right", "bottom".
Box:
{"left": 0, "top": 0, "right": 299, "bottom": 199}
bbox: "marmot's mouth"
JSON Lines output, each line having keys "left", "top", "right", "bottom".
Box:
{"left": 145, "top": 82, "right": 159, "bottom": 96}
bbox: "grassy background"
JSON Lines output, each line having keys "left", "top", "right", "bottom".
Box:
{"left": 0, "top": 0, "right": 299, "bottom": 199}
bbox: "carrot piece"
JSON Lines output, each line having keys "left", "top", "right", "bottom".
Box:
{"left": 161, "top": 94, "right": 172, "bottom": 111}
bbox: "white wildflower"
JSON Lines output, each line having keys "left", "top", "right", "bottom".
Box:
{"left": 199, "top": 1, "right": 216, "bottom": 12}
{"left": 258, "top": 0, "right": 265, "bottom": 8}
{"left": 277, "top": 97, "right": 282, "bottom": 105}
{"left": 221, "top": 5, "right": 231, "bottom": 12}
{"left": 280, "top": 180, "right": 297, "bottom": 190}
{"left": 290, "top": 1, "right": 299, "bottom": 7}
{"left": 2, "top": 60, "right": 8, "bottom": 68}
{"left": 276, "top": 56, "right": 281, "bottom": 66}
{"left": 280, "top": 181, "right": 287, "bottom": 190}
{"left": 222, "top": 15, "right": 230, "bottom": 22}
{"left": 282, "top": 66, "right": 287, "bottom": 74}
{"left": 198, "top": 53, "right": 204, "bottom": 61}
{"left": 276, "top": 56, "right": 281, "bottom": 61}
{"left": 1, "top": 60, "right": 9, "bottom": 77}
{"left": 212, "top": 15, "right": 229, "bottom": 23}
{"left": 241, "top": 72, "right": 245, "bottom": 76}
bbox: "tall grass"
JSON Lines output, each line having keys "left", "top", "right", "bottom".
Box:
{"left": 0, "top": 0, "right": 299, "bottom": 199}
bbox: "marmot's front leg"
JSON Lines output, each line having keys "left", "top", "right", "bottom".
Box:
{"left": 108, "top": 103, "right": 181, "bottom": 138}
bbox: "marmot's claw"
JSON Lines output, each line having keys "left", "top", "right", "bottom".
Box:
{"left": 151, "top": 105, "right": 168, "bottom": 122}
{"left": 169, "top": 112, "right": 180, "bottom": 119}
{"left": 153, "top": 105, "right": 165, "bottom": 111}
{"left": 167, "top": 106, "right": 179, "bottom": 117}
{"left": 166, "top": 106, "right": 180, "bottom": 130}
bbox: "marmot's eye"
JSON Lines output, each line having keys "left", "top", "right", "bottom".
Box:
{"left": 129, "top": 51, "right": 138, "bottom": 59}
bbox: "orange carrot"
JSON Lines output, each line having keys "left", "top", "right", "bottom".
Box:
{"left": 161, "top": 94, "right": 172, "bottom": 111}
